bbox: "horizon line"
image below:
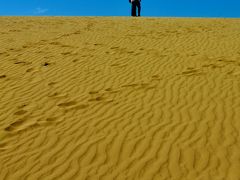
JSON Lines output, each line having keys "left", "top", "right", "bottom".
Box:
{"left": 0, "top": 15, "right": 239, "bottom": 19}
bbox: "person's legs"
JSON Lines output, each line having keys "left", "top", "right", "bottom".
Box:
{"left": 131, "top": 2, "right": 137, "bottom": 16}
{"left": 136, "top": 2, "right": 141, "bottom": 16}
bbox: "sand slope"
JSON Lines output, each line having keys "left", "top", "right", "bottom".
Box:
{"left": 0, "top": 17, "right": 240, "bottom": 180}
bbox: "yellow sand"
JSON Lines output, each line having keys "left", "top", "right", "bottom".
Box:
{"left": 0, "top": 17, "right": 240, "bottom": 180}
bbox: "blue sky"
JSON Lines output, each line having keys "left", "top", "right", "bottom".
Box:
{"left": 0, "top": 0, "right": 239, "bottom": 17}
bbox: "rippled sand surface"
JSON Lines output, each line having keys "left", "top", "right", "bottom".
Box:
{"left": 0, "top": 17, "right": 240, "bottom": 180}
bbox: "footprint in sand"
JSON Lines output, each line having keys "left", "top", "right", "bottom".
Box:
{"left": 9, "top": 29, "right": 21, "bottom": 32}
{"left": 182, "top": 69, "right": 197, "bottom": 74}
{"left": 218, "top": 59, "right": 236, "bottom": 63}
{"left": 0, "top": 142, "right": 7, "bottom": 149}
{"left": 22, "top": 45, "right": 29, "bottom": 48}
{"left": 36, "top": 116, "right": 65, "bottom": 125}
{"left": 48, "top": 92, "right": 59, "bottom": 97}
{"left": 49, "top": 42, "right": 62, "bottom": 46}
{"left": 0, "top": 52, "right": 10, "bottom": 57}
{"left": 181, "top": 68, "right": 204, "bottom": 76}
{"left": 110, "top": 46, "right": 119, "bottom": 49}
{"left": 60, "top": 34, "right": 71, "bottom": 38}
{"left": 57, "top": 101, "right": 89, "bottom": 113}
{"left": 74, "top": 104, "right": 89, "bottom": 110}
{"left": 17, "top": 104, "right": 27, "bottom": 109}
{"left": 26, "top": 68, "right": 34, "bottom": 73}
{"left": 0, "top": 75, "right": 6, "bottom": 79}
{"left": 45, "top": 117, "right": 59, "bottom": 122}
{"left": 43, "top": 62, "right": 50, "bottom": 66}
{"left": 57, "top": 101, "right": 77, "bottom": 107}
{"left": 48, "top": 82, "right": 57, "bottom": 86}
{"left": 94, "top": 43, "right": 102, "bottom": 46}
{"left": 88, "top": 90, "right": 106, "bottom": 102}
{"left": 48, "top": 92, "right": 68, "bottom": 99}
{"left": 36, "top": 50, "right": 44, "bottom": 54}
{"left": 73, "top": 30, "right": 81, "bottom": 35}
{"left": 4, "top": 119, "right": 26, "bottom": 132}
{"left": 88, "top": 96, "right": 104, "bottom": 102}
{"left": 104, "top": 88, "right": 119, "bottom": 94}
{"left": 5, "top": 119, "right": 40, "bottom": 132}
{"left": 89, "top": 91, "right": 99, "bottom": 95}
{"left": 202, "top": 64, "right": 223, "bottom": 69}
{"left": 72, "top": 59, "right": 79, "bottom": 63}
{"left": 14, "top": 61, "right": 31, "bottom": 65}
{"left": 0, "top": 52, "right": 7, "bottom": 56}
{"left": 39, "top": 39, "right": 48, "bottom": 43}
{"left": 9, "top": 48, "right": 21, "bottom": 52}
{"left": 105, "top": 88, "right": 112, "bottom": 92}
{"left": 14, "top": 110, "right": 28, "bottom": 116}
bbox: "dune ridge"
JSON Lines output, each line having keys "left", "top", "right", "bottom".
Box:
{"left": 0, "top": 17, "right": 240, "bottom": 179}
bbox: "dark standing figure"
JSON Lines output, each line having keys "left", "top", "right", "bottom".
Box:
{"left": 129, "top": 0, "right": 141, "bottom": 17}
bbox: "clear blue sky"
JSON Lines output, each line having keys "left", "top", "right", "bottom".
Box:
{"left": 0, "top": 0, "right": 239, "bottom": 17}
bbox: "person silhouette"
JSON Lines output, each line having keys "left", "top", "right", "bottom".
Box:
{"left": 129, "top": 0, "right": 141, "bottom": 17}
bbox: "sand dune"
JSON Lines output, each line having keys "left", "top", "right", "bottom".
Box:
{"left": 0, "top": 17, "right": 240, "bottom": 180}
